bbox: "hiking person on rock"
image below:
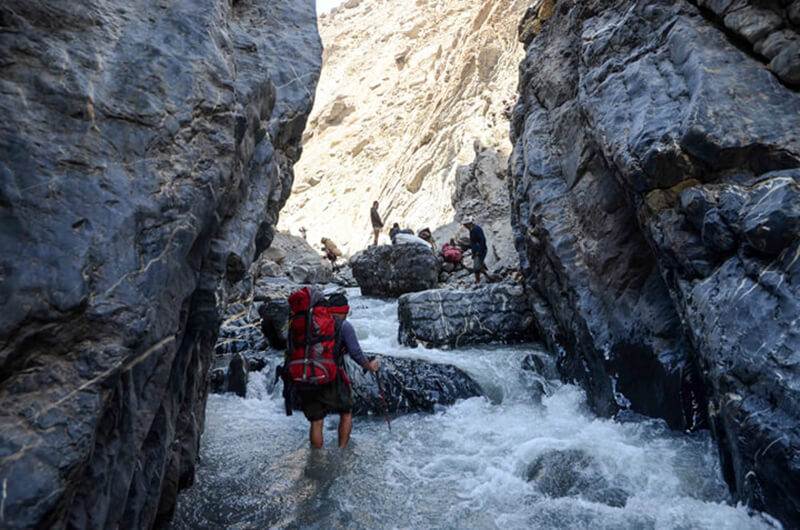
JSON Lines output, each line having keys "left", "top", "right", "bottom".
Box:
{"left": 463, "top": 217, "right": 490, "bottom": 284}
{"left": 291, "top": 289, "right": 379, "bottom": 449}
{"left": 370, "top": 200, "right": 384, "bottom": 246}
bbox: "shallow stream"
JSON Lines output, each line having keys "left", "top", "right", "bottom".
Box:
{"left": 173, "top": 289, "right": 777, "bottom": 529}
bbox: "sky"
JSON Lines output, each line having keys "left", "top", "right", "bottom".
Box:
{"left": 316, "top": 0, "right": 346, "bottom": 14}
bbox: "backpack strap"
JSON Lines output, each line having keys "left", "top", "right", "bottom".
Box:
{"left": 333, "top": 318, "right": 345, "bottom": 366}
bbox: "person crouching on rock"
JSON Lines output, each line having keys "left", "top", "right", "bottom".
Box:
{"left": 298, "top": 293, "right": 380, "bottom": 449}
{"left": 463, "top": 217, "right": 491, "bottom": 284}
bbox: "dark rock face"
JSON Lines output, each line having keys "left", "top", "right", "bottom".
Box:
{"left": 0, "top": 1, "right": 321, "bottom": 528}
{"left": 510, "top": 0, "right": 800, "bottom": 524}
{"left": 351, "top": 244, "right": 439, "bottom": 298}
{"left": 345, "top": 355, "right": 483, "bottom": 416}
{"left": 397, "top": 283, "right": 535, "bottom": 348}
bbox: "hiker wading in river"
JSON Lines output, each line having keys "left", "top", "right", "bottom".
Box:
{"left": 287, "top": 289, "right": 379, "bottom": 448}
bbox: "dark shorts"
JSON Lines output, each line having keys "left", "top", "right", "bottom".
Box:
{"left": 298, "top": 380, "right": 353, "bottom": 421}
{"left": 472, "top": 253, "right": 486, "bottom": 272}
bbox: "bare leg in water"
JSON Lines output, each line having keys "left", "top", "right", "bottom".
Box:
{"left": 310, "top": 419, "right": 324, "bottom": 448}
{"left": 338, "top": 413, "right": 353, "bottom": 448}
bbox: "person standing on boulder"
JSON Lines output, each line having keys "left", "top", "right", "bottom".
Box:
{"left": 463, "top": 217, "right": 491, "bottom": 284}
{"left": 370, "top": 200, "right": 384, "bottom": 246}
{"left": 298, "top": 292, "right": 380, "bottom": 449}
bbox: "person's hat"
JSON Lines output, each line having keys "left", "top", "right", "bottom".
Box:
{"left": 462, "top": 216, "right": 473, "bottom": 225}
{"left": 325, "top": 292, "right": 350, "bottom": 315}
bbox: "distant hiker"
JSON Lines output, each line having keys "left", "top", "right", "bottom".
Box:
{"left": 417, "top": 227, "right": 436, "bottom": 251}
{"left": 370, "top": 201, "right": 384, "bottom": 246}
{"left": 299, "top": 226, "right": 307, "bottom": 240}
{"left": 389, "top": 222, "right": 401, "bottom": 242}
{"left": 285, "top": 288, "right": 379, "bottom": 448}
{"left": 463, "top": 218, "right": 490, "bottom": 284}
{"left": 321, "top": 237, "right": 343, "bottom": 271}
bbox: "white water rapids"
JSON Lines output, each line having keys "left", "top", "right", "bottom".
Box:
{"left": 172, "top": 288, "right": 779, "bottom": 529}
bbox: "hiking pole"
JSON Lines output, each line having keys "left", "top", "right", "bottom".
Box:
{"left": 365, "top": 356, "right": 391, "bottom": 432}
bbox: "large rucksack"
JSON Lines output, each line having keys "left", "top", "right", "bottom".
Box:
{"left": 286, "top": 287, "right": 338, "bottom": 386}
{"left": 442, "top": 243, "right": 462, "bottom": 263}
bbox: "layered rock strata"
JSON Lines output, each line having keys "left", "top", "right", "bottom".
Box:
{"left": 397, "top": 283, "right": 535, "bottom": 348}
{"left": 0, "top": 1, "right": 320, "bottom": 528}
{"left": 351, "top": 244, "right": 439, "bottom": 298}
{"left": 510, "top": 0, "right": 800, "bottom": 523}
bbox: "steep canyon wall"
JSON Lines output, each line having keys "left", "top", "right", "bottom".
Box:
{"left": 279, "top": 0, "right": 529, "bottom": 256}
{"left": 0, "top": 0, "right": 321, "bottom": 527}
{"left": 510, "top": 0, "right": 799, "bottom": 524}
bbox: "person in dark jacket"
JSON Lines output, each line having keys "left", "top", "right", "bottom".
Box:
{"left": 298, "top": 293, "right": 379, "bottom": 449}
{"left": 463, "top": 217, "right": 490, "bottom": 284}
{"left": 370, "top": 201, "right": 384, "bottom": 246}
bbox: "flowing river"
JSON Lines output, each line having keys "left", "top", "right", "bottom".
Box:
{"left": 173, "top": 288, "right": 778, "bottom": 529}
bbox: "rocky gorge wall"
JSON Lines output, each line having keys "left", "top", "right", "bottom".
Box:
{"left": 510, "top": 0, "right": 799, "bottom": 524}
{"left": 0, "top": 1, "right": 321, "bottom": 528}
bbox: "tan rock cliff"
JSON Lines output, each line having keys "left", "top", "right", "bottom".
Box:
{"left": 279, "top": 0, "right": 529, "bottom": 256}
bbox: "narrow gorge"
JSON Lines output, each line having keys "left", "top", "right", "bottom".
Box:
{"left": 0, "top": 0, "right": 798, "bottom": 528}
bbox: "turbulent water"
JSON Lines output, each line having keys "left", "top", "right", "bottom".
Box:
{"left": 173, "top": 289, "right": 779, "bottom": 529}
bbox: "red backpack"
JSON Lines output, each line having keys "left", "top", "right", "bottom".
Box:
{"left": 442, "top": 243, "right": 462, "bottom": 263}
{"left": 286, "top": 287, "right": 338, "bottom": 386}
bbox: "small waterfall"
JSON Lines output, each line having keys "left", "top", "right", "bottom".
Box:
{"left": 173, "top": 289, "right": 779, "bottom": 529}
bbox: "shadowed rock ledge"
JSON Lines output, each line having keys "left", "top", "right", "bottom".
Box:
{"left": 0, "top": 1, "right": 321, "bottom": 528}
{"left": 510, "top": 0, "right": 800, "bottom": 524}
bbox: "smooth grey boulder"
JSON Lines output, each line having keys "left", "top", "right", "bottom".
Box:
{"left": 351, "top": 244, "right": 438, "bottom": 298}
{"left": 511, "top": 0, "right": 800, "bottom": 524}
{"left": 0, "top": 0, "right": 321, "bottom": 528}
{"left": 346, "top": 354, "right": 483, "bottom": 416}
{"left": 397, "top": 283, "right": 535, "bottom": 348}
{"left": 255, "top": 231, "right": 332, "bottom": 285}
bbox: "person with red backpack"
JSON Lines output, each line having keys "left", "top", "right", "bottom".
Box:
{"left": 285, "top": 287, "right": 379, "bottom": 448}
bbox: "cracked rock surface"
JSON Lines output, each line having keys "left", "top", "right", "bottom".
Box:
{"left": 397, "top": 282, "right": 535, "bottom": 348}
{"left": 351, "top": 244, "right": 439, "bottom": 298}
{"left": 510, "top": 0, "right": 800, "bottom": 524}
{"left": 0, "top": 0, "right": 321, "bottom": 527}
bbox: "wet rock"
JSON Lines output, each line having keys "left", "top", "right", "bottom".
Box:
{"left": 510, "top": 0, "right": 800, "bottom": 524}
{"left": 351, "top": 244, "right": 439, "bottom": 298}
{"left": 0, "top": 0, "right": 321, "bottom": 528}
{"left": 397, "top": 283, "right": 535, "bottom": 348}
{"left": 526, "top": 449, "right": 629, "bottom": 508}
{"left": 346, "top": 354, "right": 483, "bottom": 416}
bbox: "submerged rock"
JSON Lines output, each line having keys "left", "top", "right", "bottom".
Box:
{"left": 510, "top": 0, "right": 800, "bottom": 523}
{"left": 0, "top": 0, "right": 321, "bottom": 527}
{"left": 397, "top": 283, "right": 535, "bottom": 348}
{"left": 347, "top": 354, "right": 483, "bottom": 416}
{"left": 526, "top": 449, "right": 629, "bottom": 508}
{"left": 351, "top": 244, "right": 439, "bottom": 298}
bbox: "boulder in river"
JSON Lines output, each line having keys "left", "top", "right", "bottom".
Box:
{"left": 347, "top": 354, "right": 483, "bottom": 416}
{"left": 351, "top": 244, "right": 439, "bottom": 298}
{"left": 397, "top": 283, "right": 535, "bottom": 348}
